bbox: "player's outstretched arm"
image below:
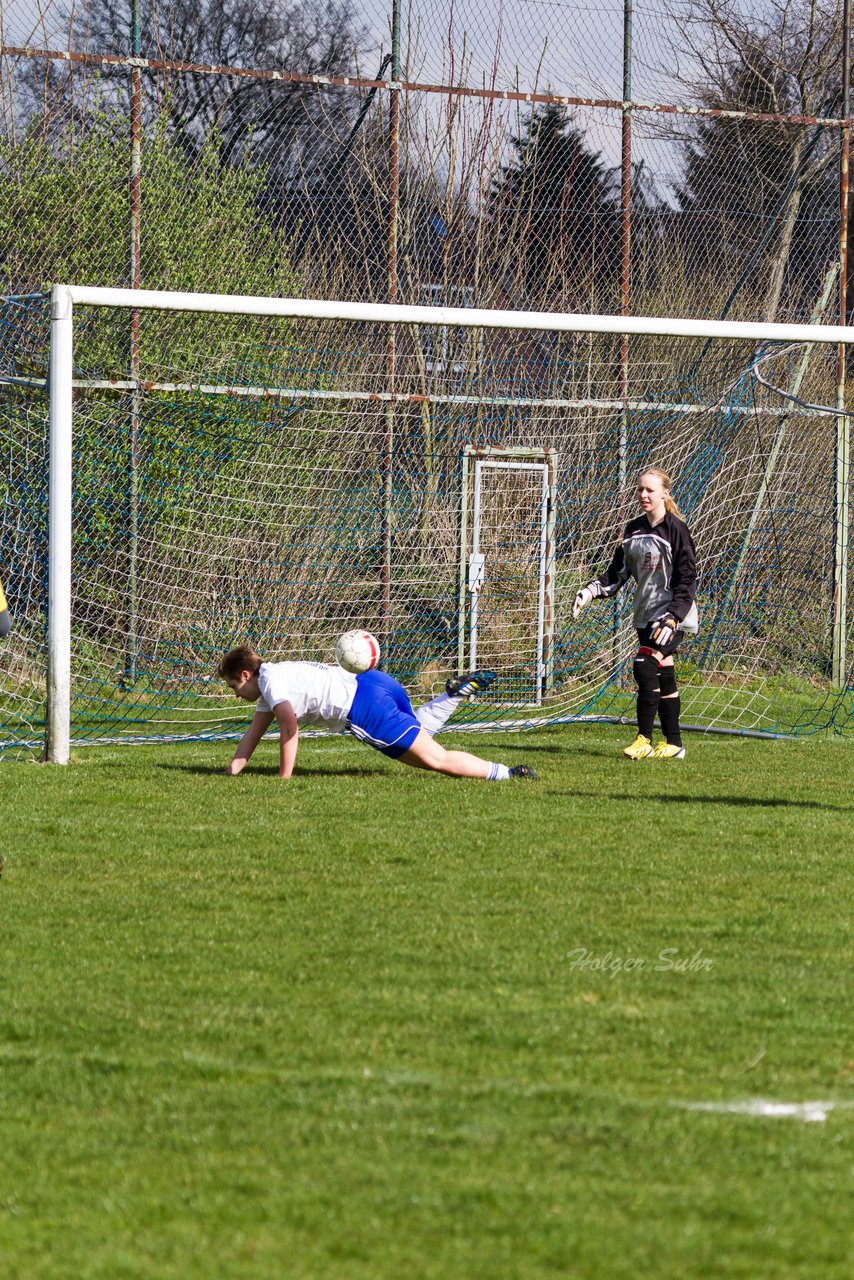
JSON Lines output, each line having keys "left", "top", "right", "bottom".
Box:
{"left": 575, "top": 540, "right": 630, "bottom": 616}
{"left": 273, "top": 700, "right": 300, "bottom": 779}
{"left": 227, "top": 709, "right": 274, "bottom": 775}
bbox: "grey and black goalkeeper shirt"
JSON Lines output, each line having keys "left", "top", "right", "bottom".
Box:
{"left": 594, "top": 512, "right": 699, "bottom": 633}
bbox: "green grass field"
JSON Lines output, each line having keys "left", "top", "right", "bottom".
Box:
{"left": 2, "top": 724, "right": 853, "bottom": 1279}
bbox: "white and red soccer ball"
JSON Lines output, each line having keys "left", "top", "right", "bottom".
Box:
{"left": 334, "top": 629, "right": 380, "bottom": 675}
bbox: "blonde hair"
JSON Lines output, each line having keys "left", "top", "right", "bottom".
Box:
{"left": 637, "top": 467, "right": 684, "bottom": 519}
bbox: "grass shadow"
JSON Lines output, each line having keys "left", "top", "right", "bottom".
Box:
{"left": 549, "top": 788, "right": 852, "bottom": 812}
{"left": 466, "top": 740, "right": 566, "bottom": 755}
{"left": 160, "top": 762, "right": 389, "bottom": 779}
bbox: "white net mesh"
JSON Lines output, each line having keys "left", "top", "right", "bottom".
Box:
{"left": 1, "top": 292, "right": 852, "bottom": 757}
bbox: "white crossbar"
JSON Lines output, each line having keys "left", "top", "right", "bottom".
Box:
{"left": 63, "top": 285, "right": 854, "bottom": 346}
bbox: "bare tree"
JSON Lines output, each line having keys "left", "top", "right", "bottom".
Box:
{"left": 15, "top": 0, "right": 372, "bottom": 177}
{"left": 659, "top": 0, "right": 843, "bottom": 320}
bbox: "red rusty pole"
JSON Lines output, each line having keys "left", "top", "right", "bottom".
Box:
{"left": 381, "top": 0, "right": 402, "bottom": 647}
{"left": 619, "top": 0, "right": 633, "bottom": 485}
{"left": 833, "top": 0, "right": 851, "bottom": 686}
{"left": 126, "top": 0, "right": 142, "bottom": 684}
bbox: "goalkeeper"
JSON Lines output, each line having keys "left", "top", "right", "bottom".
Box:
{"left": 0, "top": 572, "right": 11, "bottom": 637}
{"left": 573, "top": 467, "right": 698, "bottom": 760}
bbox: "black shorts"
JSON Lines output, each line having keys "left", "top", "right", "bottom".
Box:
{"left": 636, "top": 623, "right": 682, "bottom": 659}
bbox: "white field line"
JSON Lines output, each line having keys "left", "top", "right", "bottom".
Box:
{"left": 676, "top": 1099, "right": 854, "bottom": 1123}
{"left": 1, "top": 1041, "right": 851, "bottom": 1124}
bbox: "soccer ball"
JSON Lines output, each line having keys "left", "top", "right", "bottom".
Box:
{"left": 335, "top": 629, "right": 380, "bottom": 675}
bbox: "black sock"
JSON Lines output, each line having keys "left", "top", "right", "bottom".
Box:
{"left": 636, "top": 690, "right": 660, "bottom": 739}
{"left": 659, "top": 695, "right": 682, "bottom": 747}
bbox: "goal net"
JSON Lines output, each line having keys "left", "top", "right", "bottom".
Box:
{"left": 1, "top": 287, "right": 852, "bottom": 761}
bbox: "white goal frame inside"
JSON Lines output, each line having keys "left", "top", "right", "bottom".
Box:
{"left": 46, "top": 284, "right": 853, "bottom": 763}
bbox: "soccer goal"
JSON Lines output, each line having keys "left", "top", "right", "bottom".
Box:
{"left": 0, "top": 285, "right": 852, "bottom": 762}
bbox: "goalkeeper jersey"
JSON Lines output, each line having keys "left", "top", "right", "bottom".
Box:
{"left": 595, "top": 512, "right": 699, "bottom": 632}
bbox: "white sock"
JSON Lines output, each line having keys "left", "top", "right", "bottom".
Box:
{"left": 487, "top": 762, "right": 511, "bottom": 781}
{"left": 415, "top": 692, "right": 459, "bottom": 737}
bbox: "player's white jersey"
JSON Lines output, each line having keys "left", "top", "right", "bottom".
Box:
{"left": 257, "top": 661, "right": 358, "bottom": 729}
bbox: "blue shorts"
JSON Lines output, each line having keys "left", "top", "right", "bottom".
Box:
{"left": 347, "top": 668, "right": 422, "bottom": 758}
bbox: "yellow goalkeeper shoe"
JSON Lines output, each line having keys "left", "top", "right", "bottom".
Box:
{"left": 623, "top": 734, "right": 653, "bottom": 760}
{"left": 650, "top": 740, "right": 686, "bottom": 760}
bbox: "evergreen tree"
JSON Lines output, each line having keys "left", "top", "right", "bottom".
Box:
{"left": 487, "top": 104, "right": 619, "bottom": 308}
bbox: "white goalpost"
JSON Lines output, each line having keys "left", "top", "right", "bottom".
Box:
{"left": 5, "top": 283, "right": 851, "bottom": 761}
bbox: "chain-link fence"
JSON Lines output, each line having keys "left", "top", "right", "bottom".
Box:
{"left": 0, "top": 0, "right": 849, "bottom": 319}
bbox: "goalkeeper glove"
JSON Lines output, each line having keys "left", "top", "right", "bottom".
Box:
{"left": 649, "top": 612, "right": 678, "bottom": 647}
{"left": 572, "top": 584, "right": 596, "bottom": 619}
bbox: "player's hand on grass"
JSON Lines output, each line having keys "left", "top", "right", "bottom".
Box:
{"left": 572, "top": 585, "right": 595, "bottom": 619}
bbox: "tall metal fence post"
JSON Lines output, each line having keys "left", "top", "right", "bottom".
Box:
{"left": 127, "top": 0, "right": 142, "bottom": 685}
{"left": 833, "top": 0, "right": 851, "bottom": 689}
{"left": 46, "top": 285, "right": 74, "bottom": 764}
{"left": 382, "top": 0, "right": 401, "bottom": 646}
{"left": 620, "top": 0, "right": 634, "bottom": 437}
{"left": 614, "top": 0, "right": 634, "bottom": 673}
